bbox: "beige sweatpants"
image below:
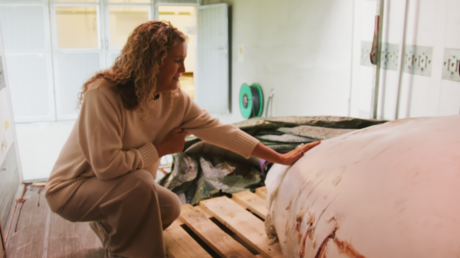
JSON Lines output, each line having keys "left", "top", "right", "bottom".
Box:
{"left": 57, "top": 170, "right": 181, "bottom": 258}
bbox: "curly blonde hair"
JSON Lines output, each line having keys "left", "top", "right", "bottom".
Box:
{"left": 78, "top": 21, "right": 187, "bottom": 118}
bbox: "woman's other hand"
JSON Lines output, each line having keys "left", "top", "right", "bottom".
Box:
{"left": 156, "top": 128, "right": 190, "bottom": 157}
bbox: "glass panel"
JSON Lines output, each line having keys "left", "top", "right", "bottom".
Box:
{"left": 109, "top": 6, "right": 149, "bottom": 49}
{"left": 110, "top": 51, "right": 121, "bottom": 65}
{"left": 6, "top": 54, "right": 53, "bottom": 120}
{"left": 0, "top": 6, "right": 46, "bottom": 50}
{"left": 55, "top": 0, "right": 97, "bottom": 2}
{"left": 158, "top": 6, "right": 195, "bottom": 72}
{"left": 108, "top": 0, "right": 150, "bottom": 3}
{"left": 157, "top": 0, "right": 197, "bottom": 3}
{"left": 56, "top": 6, "right": 99, "bottom": 49}
{"left": 0, "top": 0, "right": 46, "bottom": 2}
{"left": 159, "top": 6, "right": 196, "bottom": 98}
{"left": 55, "top": 52, "right": 100, "bottom": 119}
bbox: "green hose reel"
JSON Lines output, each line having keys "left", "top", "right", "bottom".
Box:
{"left": 239, "top": 83, "right": 263, "bottom": 119}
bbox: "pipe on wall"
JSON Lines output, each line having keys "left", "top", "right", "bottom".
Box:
{"left": 394, "top": 0, "right": 410, "bottom": 119}
{"left": 404, "top": 0, "right": 420, "bottom": 119}
{"left": 347, "top": 0, "right": 355, "bottom": 117}
{"left": 370, "top": 0, "right": 385, "bottom": 119}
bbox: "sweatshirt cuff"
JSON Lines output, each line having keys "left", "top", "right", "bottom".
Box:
{"left": 137, "top": 142, "right": 159, "bottom": 168}
{"left": 231, "top": 130, "right": 260, "bottom": 159}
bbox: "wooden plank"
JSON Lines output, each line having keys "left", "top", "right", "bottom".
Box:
{"left": 5, "top": 188, "right": 48, "bottom": 257}
{"left": 6, "top": 188, "right": 105, "bottom": 258}
{"left": 200, "top": 197, "right": 283, "bottom": 258}
{"left": 195, "top": 206, "right": 213, "bottom": 219}
{"left": 232, "top": 191, "right": 268, "bottom": 220}
{"left": 31, "top": 182, "right": 47, "bottom": 187}
{"left": 4, "top": 183, "right": 24, "bottom": 245}
{"left": 255, "top": 187, "right": 267, "bottom": 200}
{"left": 180, "top": 204, "right": 255, "bottom": 258}
{"left": 47, "top": 213, "right": 104, "bottom": 258}
{"left": 164, "top": 220, "right": 212, "bottom": 258}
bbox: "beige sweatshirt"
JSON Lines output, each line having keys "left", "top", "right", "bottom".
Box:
{"left": 45, "top": 79, "right": 259, "bottom": 213}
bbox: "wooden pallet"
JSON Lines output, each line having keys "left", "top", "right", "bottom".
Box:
{"left": 164, "top": 187, "right": 282, "bottom": 258}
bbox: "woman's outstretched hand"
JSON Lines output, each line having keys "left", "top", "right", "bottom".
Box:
{"left": 156, "top": 128, "right": 190, "bottom": 157}
{"left": 278, "top": 141, "right": 321, "bottom": 165}
{"left": 251, "top": 141, "right": 321, "bottom": 166}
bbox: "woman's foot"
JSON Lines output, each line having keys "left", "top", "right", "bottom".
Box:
{"left": 89, "top": 221, "right": 108, "bottom": 247}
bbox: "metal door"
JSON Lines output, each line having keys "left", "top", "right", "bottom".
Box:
{"left": 103, "top": 0, "right": 152, "bottom": 68}
{"left": 196, "top": 3, "right": 229, "bottom": 114}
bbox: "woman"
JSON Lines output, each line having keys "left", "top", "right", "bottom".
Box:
{"left": 45, "top": 21, "right": 319, "bottom": 258}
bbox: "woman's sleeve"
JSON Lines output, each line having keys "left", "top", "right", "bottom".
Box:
{"left": 78, "top": 89, "right": 159, "bottom": 180}
{"left": 180, "top": 92, "right": 259, "bottom": 158}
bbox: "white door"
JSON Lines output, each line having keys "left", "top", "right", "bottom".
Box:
{"left": 51, "top": 1, "right": 106, "bottom": 121}
{"left": 157, "top": 4, "right": 197, "bottom": 99}
{"left": 103, "top": 1, "right": 152, "bottom": 68}
{"left": 0, "top": 2, "right": 56, "bottom": 122}
{"left": 196, "top": 3, "right": 229, "bottom": 114}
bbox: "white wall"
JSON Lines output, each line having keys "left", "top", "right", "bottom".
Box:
{"left": 0, "top": 87, "right": 15, "bottom": 166}
{"left": 340, "top": 0, "right": 460, "bottom": 120}
{"left": 0, "top": 25, "right": 22, "bottom": 180}
{"left": 0, "top": 26, "right": 16, "bottom": 166}
{"left": 204, "top": 0, "right": 355, "bottom": 124}
{"left": 205, "top": 0, "right": 460, "bottom": 124}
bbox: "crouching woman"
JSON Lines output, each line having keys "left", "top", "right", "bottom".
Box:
{"left": 45, "top": 21, "right": 319, "bottom": 258}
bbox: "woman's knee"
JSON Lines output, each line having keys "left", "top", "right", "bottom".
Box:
{"left": 122, "top": 170, "right": 155, "bottom": 195}
{"left": 123, "top": 170, "right": 155, "bottom": 189}
{"left": 157, "top": 187, "right": 181, "bottom": 226}
{"left": 125, "top": 169, "right": 154, "bottom": 183}
{"left": 167, "top": 194, "right": 181, "bottom": 220}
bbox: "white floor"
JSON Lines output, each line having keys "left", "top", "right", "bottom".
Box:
{"left": 15, "top": 121, "right": 170, "bottom": 182}
{"left": 15, "top": 121, "right": 75, "bottom": 181}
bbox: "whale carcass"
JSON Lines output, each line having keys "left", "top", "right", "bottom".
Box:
{"left": 265, "top": 115, "right": 460, "bottom": 258}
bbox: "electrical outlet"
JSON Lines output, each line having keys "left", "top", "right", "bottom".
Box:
{"left": 442, "top": 48, "right": 460, "bottom": 82}
{"left": 361, "top": 41, "right": 373, "bottom": 67}
{"left": 447, "top": 58, "right": 458, "bottom": 72}
{"left": 403, "top": 45, "right": 433, "bottom": 77}
{"left": 381, "top": 43, "right": 399, "bottom": 71}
